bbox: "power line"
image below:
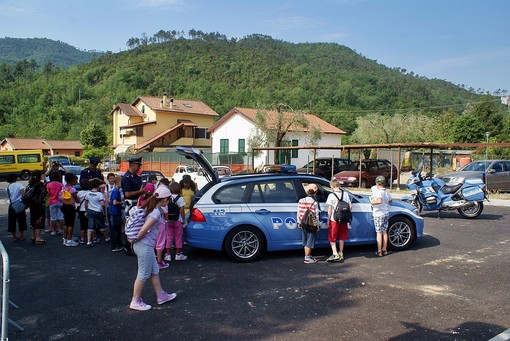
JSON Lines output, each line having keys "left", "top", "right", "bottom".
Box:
{"left": 314, "top": 98, "right": 501, "bottom": 116}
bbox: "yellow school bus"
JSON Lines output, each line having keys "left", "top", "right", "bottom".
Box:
{"left": 0, "top": 149, "right": 44, "bottom": 180}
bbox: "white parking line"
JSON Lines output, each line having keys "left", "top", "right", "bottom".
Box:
{"left": 488, "top": 328, "right": 510, "bottom": 341}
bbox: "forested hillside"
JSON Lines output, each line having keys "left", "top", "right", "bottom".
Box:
{"left": 0, "top": 37, "right": 100, "bottom": 67}
{"left": 0, "top": 33, "right": 491, "bottom": 145}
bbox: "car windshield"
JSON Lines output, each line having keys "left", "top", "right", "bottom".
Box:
{"left": 459, "top": 161, "right": 490, "bottom": 172}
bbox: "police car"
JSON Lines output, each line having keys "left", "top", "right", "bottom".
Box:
{"left": 177, "top": 147, "right": 424, "bottom": 262}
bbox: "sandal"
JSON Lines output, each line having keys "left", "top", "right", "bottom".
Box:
{"left": 35, "top": 240, "right": 46, "bottom": 245}
{"left": 375, "top": 251, "right": 383, "bottom": 257}
{"left": 12, "top": 237, "right": 19, "bottom": 242}
{"left": 382, "top": 250, "right": 390, "bottom": 256}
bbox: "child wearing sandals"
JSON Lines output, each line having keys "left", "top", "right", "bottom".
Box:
{"left": 129, "top": 185, "right": 177, "bottom": 311}
{"left": 370, "top": 175, "right": 392, "bottom": 257}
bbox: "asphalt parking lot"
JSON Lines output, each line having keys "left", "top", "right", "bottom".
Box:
{"left": 0, "top": 183, "right": 509, "bottom": 340}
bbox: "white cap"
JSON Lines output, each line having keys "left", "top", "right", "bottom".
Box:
{"left": 153, "top": 186, "right": 171, "bottom": 199}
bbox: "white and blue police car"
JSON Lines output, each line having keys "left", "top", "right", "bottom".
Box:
{"left": 177, "top": 146, "right": 424, "bottom": 262}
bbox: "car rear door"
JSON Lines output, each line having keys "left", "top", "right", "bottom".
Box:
{"left": 246, "top": 179, "right": 301, "bottom": 249}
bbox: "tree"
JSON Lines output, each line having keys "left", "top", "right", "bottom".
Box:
{"left": 80, "top": 121, "right": 107, "bottom": 148}
{"left": 251, "top": 104, "right": 310, "bottom": 164}
{"left": 351, "top": 113, "right": 434, "bottom": 144}
{"left": 451, "top": 115, "right": 485, "bottom": 143}
{"left": 467, "top": 95, "right": 504, "bottom": 139}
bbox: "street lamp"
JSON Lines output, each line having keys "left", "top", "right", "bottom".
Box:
{"left": 485, "top": 132, "right": 490, "bottom": 160}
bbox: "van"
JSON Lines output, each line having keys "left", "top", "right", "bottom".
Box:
{"left": 0, "top": 149, "right": 44, "bottom": 180}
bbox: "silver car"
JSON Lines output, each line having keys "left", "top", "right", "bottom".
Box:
{"left": 437, "top": 160, "right": 510, "bottom": 191}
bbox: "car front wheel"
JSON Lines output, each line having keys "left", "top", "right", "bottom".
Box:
{"left": 224, "top": 226, "right": 266, "bottom": 262}
{"left": 387, "top": 216, "right": 415, "bottom": 251}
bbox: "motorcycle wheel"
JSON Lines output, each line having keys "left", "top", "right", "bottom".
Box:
{"left": 458, "top": 202, "right": 483, "bottom": 219}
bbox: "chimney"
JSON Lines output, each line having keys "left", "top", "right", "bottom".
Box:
{"left": 160, "top": 100, "right": 163, "bottom": 108}
{"left": 162, "top": 92, "right": 168, "bottom": 107}
{"left": 170, "top": 98, "right": 174, "bottom": 109}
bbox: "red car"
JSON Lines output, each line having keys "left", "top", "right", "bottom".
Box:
{"left": 334, "top": 159, "right": 398, "bottom": 188}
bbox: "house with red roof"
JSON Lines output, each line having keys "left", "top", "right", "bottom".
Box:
{"left": 0, "top": 138, "right": 83, "bottom": 156}
{"left": 208, "top": 107, "right": 347, "bottom": 167}
{"left": 110, "top": 94, "right": 218, "bottom": 154}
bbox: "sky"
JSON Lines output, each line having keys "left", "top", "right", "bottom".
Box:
{"left": 0, "top": 0, "right": 508, "bottom": 93}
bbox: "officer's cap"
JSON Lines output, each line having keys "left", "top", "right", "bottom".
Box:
{"left": 128, "top": 156, "right": 143, "bottom": 164}
{"left": 89, "top": 157, "right": 100, "bottom": 165}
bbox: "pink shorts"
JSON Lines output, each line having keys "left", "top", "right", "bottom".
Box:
{"left": 328, "top": 221, "right": 348, "bottom": 242}
{"left": 166, "top": 220, "right": 183, "bottom": 249}
{"left": 155, "top": 222, "right": 167, "bottom": 251}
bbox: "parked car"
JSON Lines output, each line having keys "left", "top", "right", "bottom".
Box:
{"left": 194, "top": 165, "right": 232, "bottom": 190}
{"left": 140, "top": 170, "right": 166, "bottom": 185}
{"left": 333, "top": 159, "right": 398, "bottom": 188}
{"left": 437, "top": 160, "right": 510, "bottom": 191}
{"left": 176, "top": 146, "right": 424, "bottom": 262}
{"left": 296, "top": 157, "right": 352, "bottom": 179}
{"left": 172, "top": 165, "right": 199, "bottom": 183}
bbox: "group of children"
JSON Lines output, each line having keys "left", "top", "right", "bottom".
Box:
{"left": 297, "top": 176, "right": 392, "bottom": 264}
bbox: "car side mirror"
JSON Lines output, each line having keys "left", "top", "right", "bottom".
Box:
{"left": 487, "top": 168, "right": 496, "bottom": 174}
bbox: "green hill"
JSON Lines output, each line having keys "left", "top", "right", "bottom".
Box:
{"left": 0, "top": 37, "right": 101, "bottom": 68}
{"left": 0, "top": 33, "right": 483, "bottom": 142}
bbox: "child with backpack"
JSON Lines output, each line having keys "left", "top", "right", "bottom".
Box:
{"left": 297, "top": 183, "right": 321, "bottom": 264}
{"left": 46, "top": 171, "right": 64, "bottom": 236}
{"left": 62, "top": 173, "right": 79, "bottom": 247}
{"left": 77, "top": 179, "right": 90, "bottom": 244}
{"left": 165, "top": 182, "right": 187, "bottom": 261}
{"left": 128, "top": 185, "right": 177, "bottom": 311}
{"left": 85, "top": 178, "right": 110, "bottom": 248}
{"left": 326, "top": 178, "right": 352, "bottom": 262}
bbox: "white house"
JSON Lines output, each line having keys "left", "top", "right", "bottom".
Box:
{"left": 208, "top": 107, "right": 347, "bottom": 168}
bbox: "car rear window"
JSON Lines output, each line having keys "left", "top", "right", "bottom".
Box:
{"left": 213, "top": 184, "right": 247, "bottom": 204}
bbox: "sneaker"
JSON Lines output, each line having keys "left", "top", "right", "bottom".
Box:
{"left": 92, "top": 237, "right": 100, "bottom": 244}
{"left": 336, "top": 254, "right": 345, "bottom": 263}
{"left": 175, "top": 253, "right": 187, "bottom": 261}
{"left": 112, "top": 246, "right": 125, "bottom": 252}
{"left": 304, "top": 256, "right": 318, "bottom": 264}
{"left": 62, "top": 238, "right": 67, "bottom": 246}
{"left": 56, "top": 230, "right": 64, "bottom": 235}
{"left": 86, "top": 242, "right": 93, "bottom": 248}
{"left": 158, "top": 261, "right": 169, "bottom": 269}
{"left": 65, "top": 240, "right": 79, "bottom": 247}
{"left": 105, "top": 238, "right": 111, "bottom": 242}
{"left": 326, "top": 254, "right": 340, "bottom": 262}
{"left": 130, "top": 297, "right": 152, "bottom": 311}
{"left": 164, "top": 254, "right": 172, "bottom": 262}
{"left": 50, "top": 231, "right": 57, "bottom": 236}
{"left": 78, "top": 238, "right": 86, "bottom": 244}
{"left": 157, "top": 291, "right": 177, "bottom": 305}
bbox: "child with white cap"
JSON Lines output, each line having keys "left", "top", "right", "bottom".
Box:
{"left": 129, "top": 185, "right": 177, "bottom": 311}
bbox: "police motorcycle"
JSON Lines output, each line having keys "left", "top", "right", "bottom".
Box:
{"left": 401, "top": 165, "right": 487, "bottom": 218}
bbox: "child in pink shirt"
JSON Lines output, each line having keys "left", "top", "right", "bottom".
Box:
{"left": 46, "top": 171, "right": 64, "bottom": 235}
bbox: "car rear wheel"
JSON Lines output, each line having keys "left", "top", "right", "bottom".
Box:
{"left": 387, "top": 216, "right": 415, "bottom": 251}
{"left": 224, "top": 226, "right": 265, "bottom": 262}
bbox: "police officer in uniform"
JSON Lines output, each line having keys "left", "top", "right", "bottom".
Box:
{"left": 121, "top": 157, "right": 147, "bottom": 256}
{"left": 80, "top": 157, "right": 104, "bottom": 182}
